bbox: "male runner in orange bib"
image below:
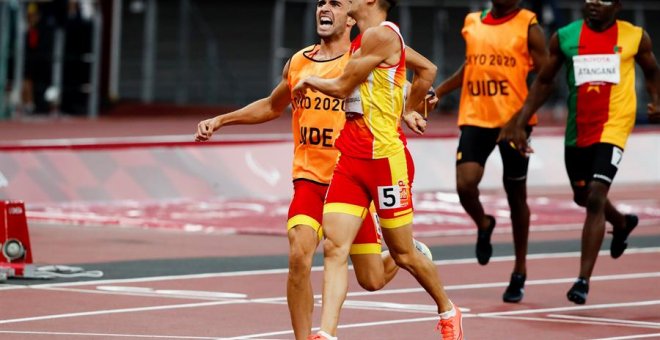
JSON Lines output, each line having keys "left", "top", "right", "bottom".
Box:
{"left": 500, "top": 0, "right": 660, "bottom": 304}
{"left": 434, "top": 0, "right": 548, "bottom": 303}
{"left": 294, "top": 1, "right": 462, "bottom": 339}
{"left": 195, "top": 1, "right": 433, "bottom": 338}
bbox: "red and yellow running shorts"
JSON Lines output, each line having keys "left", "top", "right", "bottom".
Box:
{"left": 287, "top": 179, "right": 382, "bottom": 254}
{"left": 324, "top": 148, "right": 415, "bottom": 229}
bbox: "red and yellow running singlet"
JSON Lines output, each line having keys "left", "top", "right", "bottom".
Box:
{"left": 335, "top": 21, "right": 407, "bottom": 159}
{"left": 287, "top": 45, "right": 349, "bottom": 183}
{"left": 558, "top": 20, "right": 643, "bottom": 148}
{"left": 459, "top": 9, "right": 539, "bottom": 128}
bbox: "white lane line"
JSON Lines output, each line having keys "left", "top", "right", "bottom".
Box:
{"left": 227, "top": 316, "right": 446, "bottom": 339}
{"left": 415, "top": 219, "right": 660, "bottom": 237}
{"left": 0, "top": 300, "right": 249, "bottom": 325}
{"left": 591, "top": 333, "right": 660, "bottom": 340}
{"left": 339, "top": 271, "right": 660, "bottom": 298}
{"left": 234, "top": 303, "right": 660, "bottom": 339}
{"left": 483, "top": 315, "right": 657, "bottom": 329}
{"left": 0, "top": 250, "right": 657, "bottom": 329}
{"left": 96, "top": 286, "right": 247, "bottom": 299}
{"left": 11, "top": 246, "right": 658, "bottom": 291}
{"left": 29, "top": 286, "right": 230, "bottom": 302}
{"left": 35, "top": 286, "right": 289, "bottom": 305}
{"left": 339, "top": 300, "right": 472, "bottom": 314}
{"left": 477, "top": 300, "right": 660, "bottom": 317}
{"left": 341, "top": 300, "right": 438, "bottom": 313}
{"left": 472, "top": 247, "right": 660, "bottom": 265}
{"left": 26, "top": 271, "right": 660, "bottom": 305}
{"left": 31, "top": 269, "right": 294, "bottom": 289}
{"left": 17, "top": 279, "right": 656, "bottom": 330}
{"left": 547, "top": 314, "right": 660, "bottom": 328}
{"left": 0, "top": 330, "right": 220, "bottom": 339}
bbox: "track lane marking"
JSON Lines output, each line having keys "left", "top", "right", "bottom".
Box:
{"left": 0, "top": 330, "right": 221, "bottom": 339}
{"left": 482, "top": 315, "right": 659, "bottom": 329}
{"left": 547, "top": 314, "right": 660, "bottom": 328}
{"left": 4, "top": 246, "right": 654, "bottom": 291}
{"left": 477, "top": 300, "right": 660, "bottom": 317}
{"left": 0, "top": 300, "right": 250, "bottom": 325}
{"left": 96, "top": 285, "right": 247, "bottom": 298}
{"left": 1, "top": 249, "right": 657, "bottom": 333}
{"left": 226, "top": 316, "right": 444, "bottom": 339}
{"left": 591, "top": 333, "right": 660, "bottom": 340}
{"left": 234, "top": 301, "right": 660, "bottom": 339}
{"left": 19, "top": 270, "right": 660, "bottom": 305}
{"left": 341, "top": 271, "right": 660, "bottom": 298}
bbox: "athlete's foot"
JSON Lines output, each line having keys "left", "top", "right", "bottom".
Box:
{"left": 476, "top": 215, "right": 496, "bottom": 265}
{"left": 436, "top": 301, "right": 464, "bottom": 340}
{"left": 502, "top": 272, "right": 526, "bottom": 303}
{"left": 413, "top": 238, "right": 433, "bottom": 261}
{"left": 307, "top": 331, "right": 337, "bottom": 340}
{"left": 567, "top": 277, "right": 589, "bottom": 305}
{"left": 609, "top": 214, "right": 639, "bottom": 259}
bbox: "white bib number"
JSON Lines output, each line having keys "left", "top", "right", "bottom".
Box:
{"left": 573, "top": 54, "right": 621, "bottom": 86}
{"left": 378, "top": 185, "right": 401, "bottom": 210}
{"left": 611, "top": 146, "right": 623, "bottom": 168}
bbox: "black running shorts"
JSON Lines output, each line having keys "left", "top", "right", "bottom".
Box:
{"left": 565, "top": 143, "right": 624, "bottom": 188}
{"left": 456, "top": 125, "right": 533, "bottom": 181}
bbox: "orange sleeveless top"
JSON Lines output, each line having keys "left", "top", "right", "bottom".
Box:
{"left": 287, "top": 45, "right": 349, "bottom": 184}
{"left": 459, "top": 9, "right": 538, "bottom": 128}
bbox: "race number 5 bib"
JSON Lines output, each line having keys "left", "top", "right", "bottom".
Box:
{"left": 377, "top": 181, "right": 410, "bottom": 210}
{"left": 572, "top": 54, "right": 621, "bottom": 86}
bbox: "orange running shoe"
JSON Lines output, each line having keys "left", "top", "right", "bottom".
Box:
{"left": 436, "top": 302, "right": 463, "bottom": 340}
{"left": 307, "top": 331, "right": 337, "bottom": 340}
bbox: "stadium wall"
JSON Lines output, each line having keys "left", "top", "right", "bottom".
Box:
{"left": 1, "top": 131, "right": 658, "bottom": 205}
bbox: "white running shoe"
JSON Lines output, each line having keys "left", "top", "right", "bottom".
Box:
{"left": 414, "top": 239, "right": 433, "bottom": 261}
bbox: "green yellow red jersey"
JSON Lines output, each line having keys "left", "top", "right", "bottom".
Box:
{"left": 558, "top": 20, "right": 643, "bottom": 148}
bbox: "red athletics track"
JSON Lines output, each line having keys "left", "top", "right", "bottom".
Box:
{"left": 0, "top": 237, "right": 659, "bottom": 339}
{"left": 0, "top": 185, "right": 659, "bottom": 340}
{"left": 1, "top": 116, "right": 660, "bottom": 339}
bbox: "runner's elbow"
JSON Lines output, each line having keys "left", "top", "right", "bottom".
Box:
{"left": 332, "top": 86, "right": 352, "bottom": 99}
{"left": 267, "top": 109, "right": 283, "bottom": 120}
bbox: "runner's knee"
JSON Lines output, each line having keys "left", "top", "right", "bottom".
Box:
{"left": 572, "top": 189, "right": 587, "bottom": 207}
{"left": 288, "top": 247, "right": 314, "bottom": 276}
{"left": 585, "top": 191, "right": 607, "bottom": 214}
{"left": 391, "top": 251, "right": 415, "bottom": 271}
{"left": 323, "top": 237, "right": 350, "bottom": 259}
{"left": 288, "top": 239, "right": 316, "bottom": 275}
{"left": 356, "top": 275, "right": 385, "bottom": 291}
{"left": 456, "top": 177, "right": 479, "bottom": 197}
